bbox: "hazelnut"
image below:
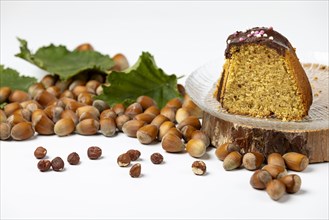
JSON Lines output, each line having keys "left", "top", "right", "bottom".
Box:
{"left": 0, "top": 122, "right": 11, "bottom": 140}
{"left": 76, "top": 106, "right": 100, "bottom": 120}
{"left": 34, "top": 146, "right": 47, "bottom": 159}
{"left": 0, "top": 87, "right": 11, "bottom": 103}
{"left": 37, "top": 160, "right": 51, "bottom": 172}
{"left": 134, "top": 113, "right": 155, "bottom": 124}
{"left": 112, "top": 53, "right": 129, "bottom": 71}
{"left": 160, "top": 106, "right": 176, "bottom": 122}
{"left": 166, "top": 127, "right": 183, "bottom": 139}
{"left": 32, "top": 109, "right": 55, "bottom": 135}
{"left": 46, "top": 86, "right": 61, "bottom": 98}
{"left": 279, "top": 174, "right": 302, "bottom": 193}
{"left": 51, "top": 157, "right": 65, "bottom": 171}
{"left": 117, "top": 153, "right": 131, "bottom": 167}
{"left": 250, "top": 170, "right": 272, "bottom": 190}
{"left": 137, "top": 124, "right": 158, "bottom": 144}
{"left": 266, "top": 179, "right": 286, "bottom": 201}
{"left": 8, "top": 90, "right": 30, "bottom": 103}
{"left": 4, "top": 102, "right": 22, "bottom": 117}
{"left": 126, "top": 149, "right": 141, "bottom": 161}
{"left": 136, "top": 96, "right": 157, "bottom": 110}
{"left": 100, "top": 118, "right": 117, "bottom": 137}
{"left": 67, "top": 152, "right": 80, "bottom": 165}
{"left": 92, "top": 99, "right": 109, "bottom": 113}
{"left": 165, "top": 97, "right": 182, "bottom": 110}
{"left": 242, "top": 152, "right": 264, "bottom": 171}
{"left": 129, "top": 163, "right": 141, "bottom": 178}
{"left": 144, "top": 106, "right": 160, "bottom": 116}
{"left": 181, "top": 125, "right": 196, "bottom": 143}
{"left": 10, "top": 122, "right": 34, "bottom": 141}
{"left": 54, "top": 118, "right": 75, "bottom": 136}
{"left": 267, "top": 153, "right": 285, "bottom": 168}
{"left": 223, "top": 151, "right": 242, "bottom": 171}
{"left": 41, "top": 74, "right": 57, "bottom": 88}
{"left": 0, "top": 110, "right": 7, "bottom": 123}
{"left": 34, "top": 91, "right": 57, "bottom": 108}
{"left": 215, "top": 143, "right": 240, "bottom": 161}
{"left": 177, "top": 84, "right": 186, "bottom": 96}
{"left": 150, "top": 114, "right": 169, "bottom": 128}
{"left": 75, "top": 43, "right": 94, "bottom": 51}
{"left": 175, "top": 107, "right": 191, "bottom": 124}
{"left": 76, "top": 119, "right": 100, "bottom": 135}
{"left": 100, "top": 109, "right": 118, "bottom": 119}
{"left": 112, "top": 103, "right": 125, "bottom": 116}
{"left": 282, "top": 152, "right": 309, "bottom": 172}
{"left": 150, "top": 153, "right": 163, "bottom": 164}
{"left": 191, "top": 130, "right": 210, "bottom": 147}
{"left": 115, "top": 114, "right": 131, "bottom": 131}
{"left": 86, "top": 80, "right": 101, "bottom": 94}
{"left": 77, "top": 92, "right": 94, "bottom": 105}
{"left": 182, "top": 94, "right": 202, "bottom": 118}
{"left": 61, "top": 109, "right": 78, "bottom": 125}
{"left": 158, "top": 121, "right": 175, "bottom": 140}
{"left": 177, "top": 116, "right": 201, "bottom": 130}
{"left": 125, "top": 103, "right": 143, "bottom": 119}
{"left": 122, "top": 120, "right": 145, "bottom": 137}
{"left": 87, "top": 146, "right": 102, "bottom": 159}
{"left": 192, "top": 161, "right": 206, "bottom": 175}
{"left": 161, "top": 133, "right": 185, "bottom": 153}
{"left": 186, "top": 139, "right": 206, "bottom": 158}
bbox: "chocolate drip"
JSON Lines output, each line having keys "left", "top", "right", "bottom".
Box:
{"left": 225, "top": 27, "right": 293, "bottom": 58}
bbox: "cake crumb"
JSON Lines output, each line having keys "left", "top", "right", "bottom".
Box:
{"left": 313, "top": 76, "right": 318, "bottom": 81}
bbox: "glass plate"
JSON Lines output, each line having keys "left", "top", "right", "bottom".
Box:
{"left": 185, "top": 60, "right": 329, "bottom": 132}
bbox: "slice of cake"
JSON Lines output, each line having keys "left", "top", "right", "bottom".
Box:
{"left": 216, "top": 27, "right": 312, "bottom": 121}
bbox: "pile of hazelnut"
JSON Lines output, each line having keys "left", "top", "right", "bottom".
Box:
{"left": 215, "top": 143, "right": 309, "bottom": 201}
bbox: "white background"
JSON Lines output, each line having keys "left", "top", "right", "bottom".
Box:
{"left": 1, "top": 1, "right": 328, "bottom": 219}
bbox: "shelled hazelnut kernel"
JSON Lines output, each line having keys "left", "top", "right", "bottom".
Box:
{"left": 129, "top": 163, "right": 141, "bottom": 178}
{"left": 87, "top": 146, "right": 102, "bottom": 159}
{"left": 51, "top": 157, "right": 65, "bottom": 171}
{"left": 34, "top": 146, "right": 47, "bottom": 159}
{"left": 37, "top": 160, "right": 51, "bottom": 172}
{"left": 192, "top": 161, "right": 206, "bottom": 175}
{"left": 67, "top": 152, "right": 80, "bottom": 165}
{"left": 150, "top": 153, "right": 164, "bottom": 164}
{"left": 126, "top": 149, "right": 141, "bottom": 161}
{"left": 117, "top": 153, "right": 131, "bottom": 167}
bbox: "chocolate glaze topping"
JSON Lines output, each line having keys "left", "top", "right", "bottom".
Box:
{"left": 225, "top": 27, "right": 293, "bottom": 58}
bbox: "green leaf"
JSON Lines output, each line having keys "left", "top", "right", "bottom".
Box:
{"left": 15, "top": 38, "right": 115, "bottom": 81}
{"left": 0, "top": 65, "right": 37, "bottom": 92}
{"left": 97, "top": 52, "right": 180, "bottom": 108}
{"left": 0, "top": 102, "right": 7, "bottom": 109}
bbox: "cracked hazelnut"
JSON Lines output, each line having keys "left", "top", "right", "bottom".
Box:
{"left": 192, "top": 161, "right": 206, "bottom": 175}
{"left": 117, "top": 153, "right": 131, "bottom": 167}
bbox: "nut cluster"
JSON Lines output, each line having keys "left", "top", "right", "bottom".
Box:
{"left": 215, "top": 144, "right": 308, "bottom": 201}
{"left": 0, "top": 47, "right": 129, "bottom": 141}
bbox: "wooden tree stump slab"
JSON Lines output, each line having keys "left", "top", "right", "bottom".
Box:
{"left": 202, "top": 112, "right": 329, "bottom": 163}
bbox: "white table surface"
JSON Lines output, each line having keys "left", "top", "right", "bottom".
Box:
{"left": 1, "top": 1, "right": 328, "bottom": 219}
